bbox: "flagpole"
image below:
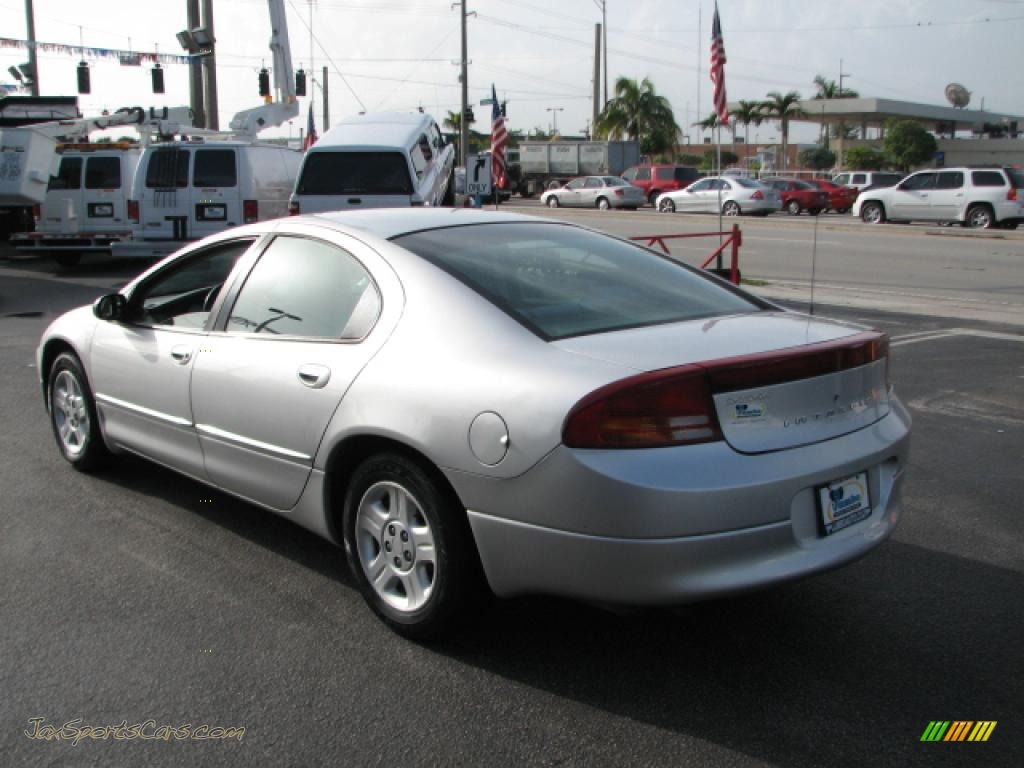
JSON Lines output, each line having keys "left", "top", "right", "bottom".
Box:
{"left": 716, "top": 123, "right": 724, "bottom": 259}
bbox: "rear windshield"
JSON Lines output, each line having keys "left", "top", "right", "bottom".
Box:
{"left": 393, "top": 223, "right": 764, "bottom": 340}
{"left": 731, "top": 177, "right": 761, "bottom": 188}
{"left": 146, "top": 149, "right": 190, "bottom": 189}
{"left": 1006, "top": 169, "right": 1024, "bottom": 188}
{"left": 49, "top": 157, "right": 82, "bottom": 190}
{"left": 85, "top": 157, "right": 121, "bottom": 189}
{"left": 193, "top": 149, "right": 237, "bottom": 188}
{"left": 296, "top": 151, "right": 413, "bottom": 195}
{"left": 793, "top": 180, "right": 816, "bottom": 190}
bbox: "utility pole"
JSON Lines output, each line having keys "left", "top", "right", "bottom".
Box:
{"left": 201, "top": 0, "right": 219, "bottom": 129}
{"left": 24, "top": 0, "right": 39, "bottom": 96}
{"left": 696, "top": 3, "right": 701, "bottom": 143}
{"left": 602, "top": 1, "right": 607, "bottom": 106}
{"left": 459, "top": 0, "right": 469, "bottom": 168}
{"left": 546, "top": 107, "right": 563, "bottom": 135}
{"left": 592, "top": 23, "right": 601, "bottom": 130}
{"left": 839, "top": 58, "right": 851, "bottom": 97}
{"left": 322, "top": 65, "right": 329, "bottom": 129}
{"left": 187, "top": 0, "right": 205, "bottom": 128}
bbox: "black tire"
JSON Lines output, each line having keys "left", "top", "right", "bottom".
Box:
{"left": 54, "top": 253, "right": 81, "bottom": 268}
{"left": 861, "top": 201, "right": 885, "bottom": 224}
{"left": 808, "top": 208, "right": 822, "bottom": 216}
{"left": 546, "top": 196, "right": 560, "bottom": 208}
{"left": 965, "top": 204, "right": 994, "bottom": 229}
{"left": 47, "top": 352, "right": 110, "bottom": 472}
{"left": 836, "top": 207, "right": 849, "bottom": 214}
{"left": 1000, "top": 220, "right": 1019, "bottom": 230}
{"left": 647, "top": 190, "right": 661, "bottom": 206}
{"left": 723, "top": 200, "right": 741, "bottom": 217}
{"left": 596, "top": 197, "right": 610, "bottom": 210}
{"left": 786, "top": 199, "right": 801, "bottom": 215}
{"left": 343, "top": 452, "right": 480, "bottom": 640}
{"left": 658, "top": 198, "right": 676, "bottom": 213}
{"left": 441, "top": 165, "right": 455, "bottom": 207}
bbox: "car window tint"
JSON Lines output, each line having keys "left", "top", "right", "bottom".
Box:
{"left": 971, "top": 170, "right": 1005, "bottom": 187}
{"left": 690, "top": 179, "right": 713, "bottom": 192}
{"left": 851, "top": 174, "right": 866, "bottom": 185}
{"left": 656, "top": 168, "right": 673, "bottom": 180}
{"left": 875, "top": 174, "right": 902, "bottom": 187}
{"left": 622, "top": 168, "right": 637, "bottom": 181}
{"left": 394, "top": 223, "right": 764, "bottom": 341}
{"left": 833, "top": 174, "right": 849, "bottom": 185}
{"left": 227, "top": 236, "right": 380, "bottom": 339}
{"left": 84, "top": 157, "right": 121, "bottom": 189}
{"left": 145, "top": 149, "right": 190, "bottom": 189}
{"left": 567, "top": 178, "right": 586, "bottom": 190}
{"left": 131, "top": 239, "right": 256, "bottom": 328}
{"left": 1008, "top": 170, "right": 1024, "bottom": 187}
{"left": 603, "top": 177, "right": 628, "bottom": 186}
{"left": 793, "top": 180, "right": 816, "bottom": 190}
{"left": 297, "top": 152, "right": 413, "bottom": 195}
{"left": 674, "top": 168, "right": 698, "bottom": 182}
{"left": 635, "top": 168, "right": 651, "bottom": 181}
{"left": 48, "top": 157, "right": 82, "bottom": 190}
{"left": 584, "top": 177, "right": 602, "bottom": 188}
{"left": 934, "top": 172, "right": 964, "bottom": 190}
{"left": 901, "top": 173, "right": 936, "bottom": 191}
{"left": 193, "top": 149, "right": 237, "bottom": 187}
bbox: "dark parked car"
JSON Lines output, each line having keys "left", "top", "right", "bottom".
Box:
{"left": 622, "top": 164, "right": 702, "bottom": 205}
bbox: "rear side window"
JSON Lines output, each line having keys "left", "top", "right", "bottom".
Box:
{"left": 655, "top": 167, "right": 673, "bottom": 180}
{"left": 48, "top": 157, "right": 82, "bottom": 190}
{"left": 296, "top": 152, "right": 413, "bottom": 195}
{"left": 394, "top": 223, "right": 763, "bottom": 341}
{"left": 193, "top": 149, "right": 237, "bottom": 187}
{"left": 146, "top": 149, "right": 189, "bottom": 189}
{"left": 227, "top": 236, "right": 380, "bottom": 339}
{"left": 971, "top": 171, "right": 1006, "bottom": 187}
{"left": 85, "top": 157, "right": 121, "bottom": 189}
{"left": 851, "top": 174, "right": 866, "bottom": 185}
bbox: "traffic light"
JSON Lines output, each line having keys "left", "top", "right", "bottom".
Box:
{"left": 151, "top": 63, "right": 165, "bottom": 94}
{"left": 295, "top": 68, "right": 306, "bottom": 96}
{"left": 501, "top": 101, "right": 507, "bottom": 117}
{"left": 258, "top": 67, "right": 270, "bottom": 98}
{"left": 76, "top": 61, "right": 91, "bottom": 94}
{"left": 464, "top": 106, "right": 475, "bottom": 123}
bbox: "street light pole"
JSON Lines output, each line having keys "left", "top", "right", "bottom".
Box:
{"left": 459, "top": 0, "right": 469, "bottom": 168}
{"left": 546, "top": 107, "right": 564, "bottom": 136}
{"left": 24, "top": 0, "right": 39, "bottom": 96}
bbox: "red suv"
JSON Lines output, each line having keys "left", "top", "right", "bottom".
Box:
{"left": 622, "top": 165, "right": 702, "bottom": 205}
{"left": 760, "top": 177, "right": 830, "bottom": 215}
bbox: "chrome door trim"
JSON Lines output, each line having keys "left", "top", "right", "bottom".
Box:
{"left": 95, "top": 392, "right": 193, "bottom": 427}
{"left": 195, "top": 423, "right": 313, "bottom": 462}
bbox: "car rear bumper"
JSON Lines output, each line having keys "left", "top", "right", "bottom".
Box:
{"left": 458, "top": 398, "right": 910, "bottom": 604}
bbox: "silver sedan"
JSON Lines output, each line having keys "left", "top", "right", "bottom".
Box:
{"left": 657, "top": 176, "right": 782, "bottom": 216}
{"left": 39, "top": 209, "right": 910, "bottom": 639}
{"left": 541, "top": 176, "right": 647, "bottom": 210}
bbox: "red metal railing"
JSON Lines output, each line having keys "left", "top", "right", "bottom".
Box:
{"left": 630, "top": 222, "right": 742, "bottom": 285}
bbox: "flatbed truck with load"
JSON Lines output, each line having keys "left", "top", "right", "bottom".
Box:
{"left": 510, "top": 140, "right": 640, "bottom": 198}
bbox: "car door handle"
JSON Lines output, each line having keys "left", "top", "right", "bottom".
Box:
{"left": 297, "top": 364, "right": 331, "bottom": 389}
{"left": 170, "top": 345, "right": 193, "bottom": 365}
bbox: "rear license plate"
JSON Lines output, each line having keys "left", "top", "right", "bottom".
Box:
{"left": 818, "top": 472, "right": 871, "bottom": 535}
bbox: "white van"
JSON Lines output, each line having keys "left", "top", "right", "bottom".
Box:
{"left": 113, "top": 138, "right": 301, "bottom": 258}
{"left": 289, "top": 112, "right": 455, "bottom": 214}
{"left": 12, "top": 143, "right": 141, "bottom": 265}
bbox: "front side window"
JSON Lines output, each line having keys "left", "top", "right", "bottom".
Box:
{"left": 634, "top": 167, "right": 651, "bottom": 181}
{"left": 688, "top": 179, "right": 714, "bottom": 192}
{"left": 833, "top": 174, "right": 849, "bottom": 185}
{"left": 566, "top": 178, "right": 586, "bottom": 190}
{"left": 394, "top": 223, "right": 764, "bottom": 341}
{"left": 227, "top": 236, "right": 380, "bottom": 339}
{"left": 584, "top": 177, "right": 602, "bottom": 188}
{"left": 193, "top": 149, "right": 237, "bottom": 187}
{"left": 85, "top": 157, "right": 121, "bottom": 189}
{"left": 296, "top": 152, "right": 413, "bottom": 195}
{"left": 934, "top": 172, "right": 964, "bottom": 190}
{"left": 48, "top": 157, "right": 82, "bottom": 190}
{"left": 622, "top": 168, "right": 637, "bottom": 181}
{"left": 129, "top": 239, "right": 256, "bottom": 329}
{"left": 145, "top": 149, "right": 189, "bottom": 189}
{"left": 901, "top": 173, "right": 936, "bottom": 191}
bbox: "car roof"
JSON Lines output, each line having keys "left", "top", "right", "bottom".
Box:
{"left": 312, "top": 112, "right": 433, "bottom": 150}
{"left": 301, "top": 208, "right": 542, "bottom": 240}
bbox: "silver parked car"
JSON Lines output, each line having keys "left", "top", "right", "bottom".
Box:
{"left": 657, "top": 176, "right": 781, "bottom": 216}
{"left": 39, "top": 209, "right": 910, "bottom": 638}
{"left": 541, "top": 176, "right": 647, "bottom": 210}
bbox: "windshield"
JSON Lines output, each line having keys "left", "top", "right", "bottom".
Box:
{"left": 393, "top": 222, "right": 765, "bottom": 340}
{"left": 296, "top": 151, "right": 413, "bottom": 195}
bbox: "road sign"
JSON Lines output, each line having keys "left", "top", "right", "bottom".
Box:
{"left": 466, "top": 153, "right": 492, "bottom": 196}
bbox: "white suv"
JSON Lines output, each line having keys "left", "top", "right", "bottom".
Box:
{"left": 853, "top": 167, "right": 1024, "bottom": 229}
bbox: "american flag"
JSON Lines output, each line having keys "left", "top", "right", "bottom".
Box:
{"left": 302, "top": 104, "right": 318, "bottom": 151}
{"left": 710, "top": 2, "right": 730, "bottom": 125}
{"left": 490, "top": 84, "right": 507, "bottom": 189}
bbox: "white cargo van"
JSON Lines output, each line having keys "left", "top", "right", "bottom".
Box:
{"left": 289, "top": 112, "right": 455, "bottom": 214}
{"left": 12, "top": 143, "right": 141, "bottom": 265}
{"left": 113, "top": 138, "right": 301, "bottom": 258}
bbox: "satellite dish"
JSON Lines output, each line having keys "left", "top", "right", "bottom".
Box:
{"left": 945, "top": 83, "right": 971, "bottom": 109}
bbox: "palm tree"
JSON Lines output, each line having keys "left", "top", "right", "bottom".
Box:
{"left": 594, "top": 76, "right": 681, "bottom": 158}
{"left": 761, "top": 91, "right": 804, "bottom": 171}
{"left": 811, "top": 75, "right": 859, "bottom": 146}
{"left": 732, "top": 100, "right": 764, "bottom": 167}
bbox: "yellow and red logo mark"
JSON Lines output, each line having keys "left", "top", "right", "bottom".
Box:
{"left": 921, "top": 721, "right": 997, "bottom": 742}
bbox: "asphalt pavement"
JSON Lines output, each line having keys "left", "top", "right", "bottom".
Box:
{"left": 1, "top": 237, "right": 1022, "bottom": 767}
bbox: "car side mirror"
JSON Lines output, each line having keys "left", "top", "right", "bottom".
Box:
{"left": 93, "top": 293, "right": 127, "bottom": 322}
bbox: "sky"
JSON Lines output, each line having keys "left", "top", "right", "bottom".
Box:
{"left": 3, "top": 0, "right": 1023, "bottom": 145}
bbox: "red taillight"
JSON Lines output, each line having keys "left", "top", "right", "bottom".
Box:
{"left": 288, "top": 200, "right": 300, "bottom": 216}
{"left": 127, "top": 200, "right": 139, "bottom": 222}
{"left": 1008, "top": 188, "right": 1018, "bottom": 201}
{"left": 563, "top": 332, "right": 889, "bottom": 450}
{"left": 243, "top": 199, "right": 258, "bottom": 222}
{"left": 563, "top": 365, "right": 722, "bottom": 449}
{"left": 32, "top": 204, "right": 41, "bottom": 221}
{"left": 615, "top": 189, "right": 624, "bottom": 197}
{"left": 751, "top": 190, "right": 764, "bottom": 200}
